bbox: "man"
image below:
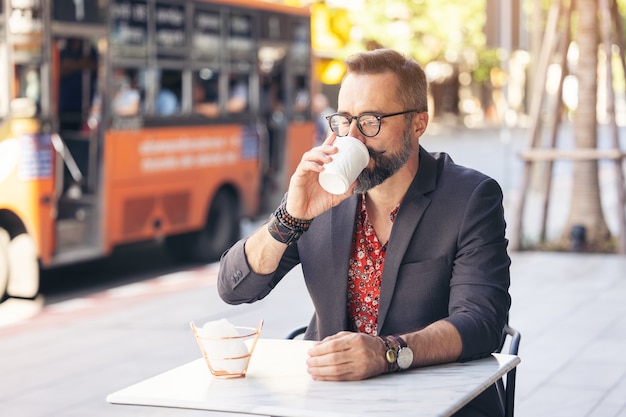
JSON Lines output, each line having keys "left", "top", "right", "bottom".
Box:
{"left": 111, "top": 68, "right": 140, "bottom": 116}
{"left": 218, "top": 48, "right": 511, "bottom": 417}
{"left": 155, "top": 70, "right": 180, "bottom": 115}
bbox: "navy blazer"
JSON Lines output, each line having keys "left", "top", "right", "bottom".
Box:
{"left": 218, "top": 146, "right": 511, "bottom": 416}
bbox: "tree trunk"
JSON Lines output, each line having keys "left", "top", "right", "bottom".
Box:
{"left": 563, "top": 0, "right": 612, "bottom": 251}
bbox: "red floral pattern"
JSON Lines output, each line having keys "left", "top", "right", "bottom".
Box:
{"left": 347, "top": 194, "right": 399, "bottom": 335}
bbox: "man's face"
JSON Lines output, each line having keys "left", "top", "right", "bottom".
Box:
{"left": 354, "top": 122, "right": 413, "bottom": 193}
{"left": 336, "top": 72, "right": 417, "bottom": 193}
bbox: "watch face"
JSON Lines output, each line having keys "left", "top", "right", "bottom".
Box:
{"left": 397, "top": 347, "right": 414, "bottom": 369}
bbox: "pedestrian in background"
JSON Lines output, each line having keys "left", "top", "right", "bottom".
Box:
{"left": 312, "top": 92, "right": 335, "bottom": 145}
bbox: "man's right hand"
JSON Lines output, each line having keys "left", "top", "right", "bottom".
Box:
{"left": 285, "top": 133, "right": 358, "bottom": 221}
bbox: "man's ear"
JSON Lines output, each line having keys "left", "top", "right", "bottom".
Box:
{"left": 413, "top": 112, "right": 429, "bottom": 136}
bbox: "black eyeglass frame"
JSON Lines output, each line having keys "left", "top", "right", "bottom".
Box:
{"left": 325, "top": 109, "right": 422, "bottom": 138}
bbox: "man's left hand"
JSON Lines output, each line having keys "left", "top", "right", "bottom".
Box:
{"left": 306, "top": 331, "right": 386, "bottom": 381}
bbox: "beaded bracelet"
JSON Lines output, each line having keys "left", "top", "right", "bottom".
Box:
{"left": 267, "top": 200, "right": 312, "bottom": 245}
{"left": 275, "top": 199, "right": 312, "bottom": 231}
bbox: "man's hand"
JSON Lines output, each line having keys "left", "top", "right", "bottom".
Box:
{"left": 285, "top": 134, "right": 360, "bottom": 220}
{"left": 306, "top": 331, "right": 386, "bottom": 381}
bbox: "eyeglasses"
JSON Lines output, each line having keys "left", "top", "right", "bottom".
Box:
{"left": 325, "top": 109, "right": 421, "bottom": 138}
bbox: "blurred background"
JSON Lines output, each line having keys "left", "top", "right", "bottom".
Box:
{"left": 1, "top": 1, "right": 626, "bottom": 416}
{"left": 1, "top": 0, "right": 625, "bottom": 322}
{"left": 0, "top": 0, "right": 624, "bottom": 317}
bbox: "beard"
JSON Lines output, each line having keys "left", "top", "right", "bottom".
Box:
{"left": 354, "top": 124, "right": 413, "bottom": 194}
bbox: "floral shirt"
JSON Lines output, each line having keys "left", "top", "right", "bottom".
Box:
{"left": 347, "top": 194, "right": 400, "bottom": 335}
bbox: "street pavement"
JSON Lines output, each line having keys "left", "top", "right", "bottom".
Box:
{"left": 2, "top": 125, "right": 626, "bottom": 417}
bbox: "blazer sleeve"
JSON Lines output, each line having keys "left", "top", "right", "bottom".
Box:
{"left": 444, "top": 176, "right": 511, "bottom": 362}
{"left": 217, "top": 236, "right": 301, "bottom": 304}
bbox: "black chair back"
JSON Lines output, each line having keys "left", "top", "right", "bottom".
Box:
{"left": 496, "top": 325, "right": 521, "bottom": 417}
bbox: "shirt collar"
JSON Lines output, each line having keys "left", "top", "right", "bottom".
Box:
{"left": 359, "top": 193, "right": 401, "bottom": 223}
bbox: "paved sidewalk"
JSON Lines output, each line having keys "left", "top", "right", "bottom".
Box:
{"left": 508, "top": 252, "right": 626, "bottom": 417}
{"left": 1, "top": 251, "right": 626, "bottom": 417}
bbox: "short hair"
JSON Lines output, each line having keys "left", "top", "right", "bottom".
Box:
{"left": 344, "top": 49, "right": 428, "bottom": 113}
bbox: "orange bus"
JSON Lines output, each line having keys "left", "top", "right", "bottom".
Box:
{"left": 0, "top": 0, "right": 315, "bottom": 307}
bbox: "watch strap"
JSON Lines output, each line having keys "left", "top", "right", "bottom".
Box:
{"left": 379, "top": 336, "right": 398, "bottom": 373}
{"left": 389, "top": 334, "right": 408, "bottom": 348}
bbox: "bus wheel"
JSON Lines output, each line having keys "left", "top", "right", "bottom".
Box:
{"left": 7, "top": 233, "right": 39, "bottom": 298}
{"left": 0, "top": 230, "right": 42, "bottom": 322}
{"left": 0, "top": 228, "right": 9, "bottom": 299}
{"left": 166, "top": 189, "right": 240, "bottom": 263}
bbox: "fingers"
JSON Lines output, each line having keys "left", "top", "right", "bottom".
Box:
{"left": 301, "top": 150, "right": 332, "bottom": 173}
{"left": 306, "top": 344, "right": 352, "bottom": 381}
{"left": 295, "top": 141, "right": 337, "bottom": 176}
{"left": 284, "top": 133, "right": 350, "bottom": 219}
{"left": 288, "top": 145, "right": 335, "bottom": 195}
{"left": 321, "top": 131, "right": 337, "bottom": 146}
{"left": 306, "top": 332, "right": 384, "bottom": 381}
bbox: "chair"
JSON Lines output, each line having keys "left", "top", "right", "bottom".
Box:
{"left": 496, "top": 324, "right": 521, "bottom": 417}
{"left": 286, "top": 325, "right": 307, "bottom": 340}
{"left": 286, "top": 324, "right": 521, "bottom": 417}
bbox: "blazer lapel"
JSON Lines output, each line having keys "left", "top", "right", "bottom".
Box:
{"left": 328, "top": 195, "right": 359, "bottom": 332}
{"left": 377, "top": 147, "right": 438, "bottom": 332}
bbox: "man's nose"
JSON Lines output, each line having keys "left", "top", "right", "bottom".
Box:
{"left": 348, "top": 118, "right": 363, "bottom": 139}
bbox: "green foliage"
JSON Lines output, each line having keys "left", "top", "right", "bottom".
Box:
{"left": 473, "top": 48, "right": 501, "bottom": 84}
{"left": 339, "top": 0, "right": 503, "bottom": 85}
{"left": 346, "top": 0, "right": 488, "bottom": 65}
{"left": 618, "top": 0, "right": 626, "bottom": 42}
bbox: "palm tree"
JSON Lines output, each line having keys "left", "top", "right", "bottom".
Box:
{"left": 563, "top": 0, "right": 612, "bottom": 250}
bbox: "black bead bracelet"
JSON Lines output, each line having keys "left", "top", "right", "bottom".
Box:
{"left": 267, "top": 200, "right": 312, "bottom": 245}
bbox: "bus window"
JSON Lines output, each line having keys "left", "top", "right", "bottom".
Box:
{"left": 290, "top": 17, "right": 311, "bottom": 70}
{"left": 0, "top": 45, "right": 7, "bottom": 119}
{"left": 13, "top": 64, "right": 41, "bottom": 115}
{"left": 111, "top": 67, "right": 141, "bottom": 116}
{"left": 52, "top": 0, "right": 104, "bottom": 23}
{"left": 155, "top": 69, "right": 181, "bottom": 116}
{"left": 192, "top": 8, "right": 220, "bottom": 62}
{"left": 227, "top": 12, "right": 253, "bottom": 64}
{"left": 290, "top": 17, "right": 311, "bottom": 121}
{"left": 261, "top": 72, "right": 284, "bottom": 117}
{"left": 193, "top": 68, "right": 219, "bottom": 118}
{"left": 294, "top": 75, "right": 310, "bottom": 116}
{"left": 58, "top": 38, "right": 98, "bottom": 128}
{"left": 111, "top": 0, "right": 148, "bottom": 58}
{"left": 227, "top": 73, "right": 248, "bottom": 114}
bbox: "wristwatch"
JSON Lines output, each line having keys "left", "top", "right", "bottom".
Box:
{"left": 389, "top": 335, "right": 413, "bottom": 370}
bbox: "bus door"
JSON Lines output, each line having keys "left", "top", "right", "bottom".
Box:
{"left": 51, "top": 34, "right": 105, "bottom": 259}
{"left": 258, "top": 13, "right": 292, "bottom": 212}
{"left": 257, "top": 12, "right": 315, "bottom": 212}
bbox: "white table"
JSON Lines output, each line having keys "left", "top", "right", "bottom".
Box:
{"left": 107, "top": 339, "right": 520, "bottom": 417}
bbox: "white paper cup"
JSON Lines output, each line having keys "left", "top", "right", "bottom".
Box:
{"left": 319, "top": 136, "right": 370, "bottom": 194}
